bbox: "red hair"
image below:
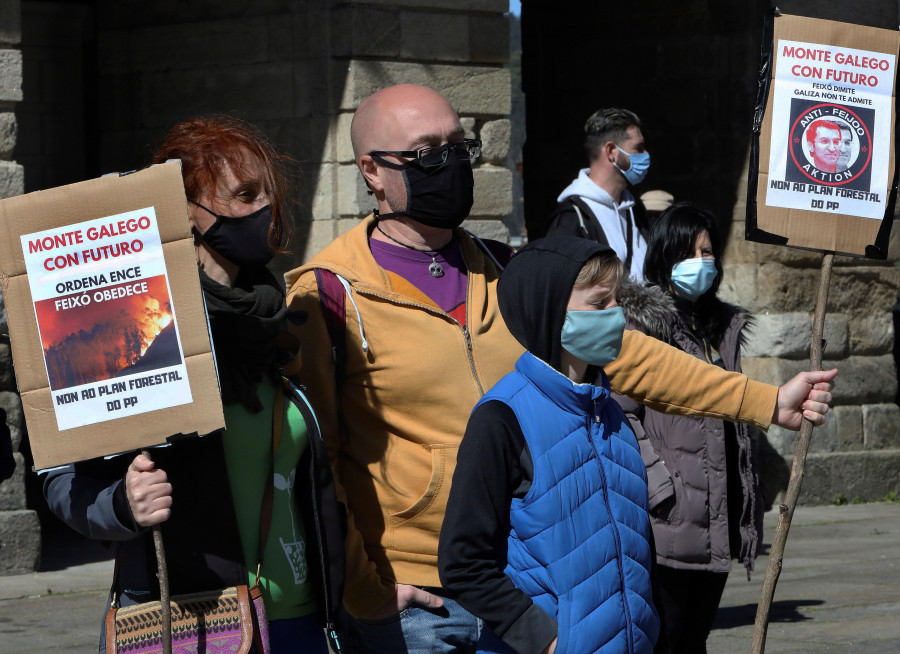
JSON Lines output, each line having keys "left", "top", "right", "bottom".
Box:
{"left": 153, "top": 116, "right": 295, "bottom": 253}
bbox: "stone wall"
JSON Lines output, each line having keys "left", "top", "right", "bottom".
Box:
{"left": 92, "top": 0, "right": 513, "bottom": 275}
{"left": 723, "top": 181, "right": 900, "bottom": 505}
{"left": 0, "top": 0, "right": 41, "bottom": 575}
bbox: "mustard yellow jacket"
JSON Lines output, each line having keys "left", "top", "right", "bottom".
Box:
{"left": 284, "top": 216, "right": 776, "bottom": 617}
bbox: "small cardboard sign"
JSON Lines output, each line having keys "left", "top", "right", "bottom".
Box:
{"left": 748, "top": 13, "right": 899, "bottom": 257}
{"left": 0, "top": 162, "right": 225, "bottom": 469}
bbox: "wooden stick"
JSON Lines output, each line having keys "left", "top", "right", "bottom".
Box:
{"left": 751, "top": 252, "right": 834, "bottom": 654}
{"left": 141, "top": 449, "right": 173, "bottom": 654}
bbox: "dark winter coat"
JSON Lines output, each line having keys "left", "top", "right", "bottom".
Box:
{"left": 616, "top": 283, "right": 764, "bottom": 575}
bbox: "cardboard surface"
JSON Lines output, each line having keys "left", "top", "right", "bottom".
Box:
{"left": 751, "top": 13, "right": 899, "bottom": 257}
{"left": 0, "top": 162, "right": 225, "bottom": 469}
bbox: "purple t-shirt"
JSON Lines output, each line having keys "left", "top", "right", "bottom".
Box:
{"left": 369, "top": 236, "right": 469, "bottom": 325}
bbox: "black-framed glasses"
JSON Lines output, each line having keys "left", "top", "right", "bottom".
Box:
{"left": 369, "top": 138, "right": 482, "bottom": 168}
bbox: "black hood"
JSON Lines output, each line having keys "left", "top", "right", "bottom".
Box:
{"left": 498, "top": 237, "right": 614, "bottom": 371}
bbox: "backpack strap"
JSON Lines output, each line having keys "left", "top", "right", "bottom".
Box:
{"left": 313, "top": 268, "right": 350, "bottom": 443}
{"left": 571, "top": 201, "right": 589, "bottom": 237}
{"left": 314, "top": 268, "right": 348, "bottom": 391}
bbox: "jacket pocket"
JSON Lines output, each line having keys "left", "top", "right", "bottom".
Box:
{"left": 388, "top": 444, "right": 457, "bottom": 544}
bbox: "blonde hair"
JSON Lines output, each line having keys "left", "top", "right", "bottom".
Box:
{"left": 574, "top": 251, "right": 622, "bottom": 289}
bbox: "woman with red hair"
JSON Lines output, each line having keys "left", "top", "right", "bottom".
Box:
{"left": 44, "top": 116, "right": 343, "bottom": 653}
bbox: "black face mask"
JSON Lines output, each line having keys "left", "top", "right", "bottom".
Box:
{"left": 374, "top": 145, "right": 474, "bottom": 229}
{"left": 190, "top": 201, "right": 275, "bottom": 268}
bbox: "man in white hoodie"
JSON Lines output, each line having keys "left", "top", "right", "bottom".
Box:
{"left": 545, "top": 107, "right": 651, "bottom": 281}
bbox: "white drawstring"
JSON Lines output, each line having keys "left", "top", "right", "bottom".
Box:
{"left": 335, "top": 274, "right": 368, "bottom": 352}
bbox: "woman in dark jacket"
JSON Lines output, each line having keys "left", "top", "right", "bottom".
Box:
{"left": 43, "top": 117, "right": 343, "bottom": 653}
{"left": 616, "top": 202, "right": 763, "bottom": 654}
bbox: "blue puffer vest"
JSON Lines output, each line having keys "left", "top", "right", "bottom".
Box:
{"left": 478, "top": 352, "right": 658, "bottom": 654}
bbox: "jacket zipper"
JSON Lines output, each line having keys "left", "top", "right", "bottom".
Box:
{"left": 586, "top": 407, "right": 635, "bottom": 654}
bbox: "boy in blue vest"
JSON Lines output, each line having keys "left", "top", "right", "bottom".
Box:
{"left": 439, "top": 237, "right": 657, "bottom": 654}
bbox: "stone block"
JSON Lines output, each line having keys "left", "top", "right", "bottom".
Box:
{"left": 335, "top": 113, "right": 355, "bottom": 164}
{"left": 743, "top": 312, "right": 848, "bottom": 360}
{"left": 462, "top": 218, "right": 509, "bottom": 243}
{"left": 799, "top": 450, "right": 900, "bottom": 505}
{"left": 759, "top": 242, "right": 824, "bottom": 267}
{"left": 340, "top": 61, "right": 511, "bottom": 116}
{"left": 332, "top": 6, "right": 400, "bottom": 58}
{"left": 460, "top": 117, "right": 476, "bottom": 139}
{"left": 829, "top": 266, "right": 900, "bottom": 315}
{"left": 810, "top": 404, "right": 863, "bottom": 454}
{"left": 0, "top": 391, "right": 23, "bottom": 450}
{"left": 294, "top": 59, "right": 332, "bottom": 120}
{"left": 266, "top": 14, "right": 294, "bottom": 63}
{"left": 742, "top": 356, "right": 808, "bottom": 389}
{"left": 311, "top": 162, "right": 336, "bottom": 221}
{"left": 887, "top": 218, "right": 900, "bottom": 263}
{"left": 825, "top": 355, "right": 897, "bottom": 405}
{"left": 0, "top": 452, "right": 25, "bottom": 510}
{"left": 718, "top": 263, "right": 759, "bottom": 311}
{"left": 862, "top": 404, "right": 900, "bottom": 450}
{"left": 0, "top": 509, "right": 40, "bottom": 575}
{"left": 126, "top": 18, "right": 273, "bottom": 72}
{"left": 0, "top": 111, "right": 15, "bottom": 159}
{"left": 337, "top": 163, "right": 369, "bottom": 217}
{"left": 479, "top": 119, "right": 510, "bottom": 165}
{"left": 94, "top": 0, "right": 298, "bottom": 31}
{"left": 353, "top": 0, "right": 507, "bottom": 10}
{"left": 0, "top": 343, "right": 14, "bottom": 391}
{"left": 292, "top": 9, "right": 330, "bottom": 62}
{"left": 850, "top": 313, "right": 893, "bottom": 355}
{"left": 722, "top": 219, "right": 759, "bottom": 265}
{"left": 0, "top": 49, "right": 23, "bottom": 102}
{"left": 0, "top": 160, "right": 23, "bottom": 199}
{"left": 0, "top": 0, "right": 21, "bottom": 46}
{"left": 290, "top": 218, "right": 337, "bottom": 266}
{"left": 763, "top": 404, "right": 861, "bottom": 458}
{"left": 469, "top": 14, "right": 509, "bottom": 64}
{"left": 0, "top": 286, "right": 6, "bottom": 334}
{"left": 756, "top": 262, "right": 819, "bottom": 312}
{"left": 141, "top": 62, "right": 295, "bottom": 128}
{"left": 401, "top": 12, "right": 468, "bottom": 62}
{"left": 470, "top": 165, "right": 512, "bottom": 218}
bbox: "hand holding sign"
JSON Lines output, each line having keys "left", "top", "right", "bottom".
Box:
{"left": 125, "top": 453, "right": 172, "bottom": 528}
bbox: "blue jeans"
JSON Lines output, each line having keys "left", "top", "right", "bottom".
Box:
{"left": 340, "top": 593, "right": 485, "bottom": 654}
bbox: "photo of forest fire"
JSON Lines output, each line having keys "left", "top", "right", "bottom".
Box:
{"left": 36, "top": 275, "right": 181, "bottom": 390}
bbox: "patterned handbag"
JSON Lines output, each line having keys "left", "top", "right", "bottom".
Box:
{"left": 105, "top": 584, "right": 269, "bottom": 654}
{"left": 105, "top": 385, "right": 287, "bottom": 654}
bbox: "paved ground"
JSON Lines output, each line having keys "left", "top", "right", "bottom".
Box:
{"left": 0, "top": 502, "right": 898, "bottom": 652}
{"left": 708, "top": 502, "right": 900, "bottom": 653}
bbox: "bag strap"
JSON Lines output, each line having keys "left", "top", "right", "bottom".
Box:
{"left": 313, "top": 268, "right": 350, "bottom": 444}
{"left": 254, "top": 379, "right": 283, "bottom": 585}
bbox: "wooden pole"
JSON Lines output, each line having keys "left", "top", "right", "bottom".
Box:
{"left": 751, "top": 252, "right": 834, "bottom": 654}
{"left": 141, "top": 449, "right": 173, "bottom": 654}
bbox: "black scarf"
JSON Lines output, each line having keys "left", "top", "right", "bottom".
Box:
{"left": 200, "top": 266, "right": 287, "bottom": 413}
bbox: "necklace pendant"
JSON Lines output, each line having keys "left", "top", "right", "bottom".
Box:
{"left": 429, "top": 260, "right": 444, "bottom": 278}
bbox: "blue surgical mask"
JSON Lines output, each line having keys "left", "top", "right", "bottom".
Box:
{"left": 560, "top": 306, "right": 626, "bottom": 367}
{"left": 614, "top": 147, "right": 651, "bottom": 185}
{"left": 671, "top": 257, "right": 718, "bottom": 301}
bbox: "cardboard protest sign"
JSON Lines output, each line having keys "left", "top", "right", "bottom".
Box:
{"left": 748, "top": 13, "right": 899, "bottom": 257}
{"left": 0, "top": 162, "right": 225, "bottom": 469}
